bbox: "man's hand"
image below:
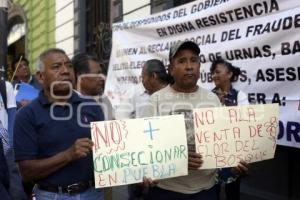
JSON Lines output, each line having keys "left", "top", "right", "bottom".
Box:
{"left": 18, "top": 138, "right": 94, "bottom": 182}
{"left": 232, "top": 160, "right": 249, "bottom": 177}
{"left": 142, "top": 177, "right": 158, "bottom": 187}
{"left": 188, "top": 151, "right": 203, "bottom": 170}
{"left": 20, "top": 99, "right": 31, "bottom": 107}
{"left": 66, "top": 138, "right": 94, "bottom": 161}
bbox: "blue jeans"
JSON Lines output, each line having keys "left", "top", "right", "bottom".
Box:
{"left": 34, "top": 187, "right": 104, "bottom": 200}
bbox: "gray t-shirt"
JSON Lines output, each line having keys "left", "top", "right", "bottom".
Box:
{"left": 143, "top": 85, "right": 221, "bottom": 194}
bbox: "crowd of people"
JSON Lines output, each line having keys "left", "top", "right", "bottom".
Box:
{"left": 0, "top": 40, "right": 250, "bottom": 200}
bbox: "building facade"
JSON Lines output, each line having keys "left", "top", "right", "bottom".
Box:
{"left": 8, "top": 0, "right": 55, "bottom": 73}
{"left": 7, "top": 0, "right": 74, "bottom": 75}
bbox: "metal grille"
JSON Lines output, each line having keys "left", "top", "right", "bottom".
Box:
{"left": 85, "top": 0, "right": 111, "bottom": 74}
{"left": 151, "top": 0, "right": 195, "bottom": 14}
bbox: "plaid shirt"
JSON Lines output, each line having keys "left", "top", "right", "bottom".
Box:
{"left": 0, "top": 121, "right": 9, "bottom": 155}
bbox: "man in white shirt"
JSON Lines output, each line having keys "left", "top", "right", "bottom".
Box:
{"left": 128, "top": 59, "right": 170, "bottom": 199}
{"left": 0, "top": 80, "right": 27, "bottom": 200}
{"left": 133, "top": 59, "right": 169, "bottom": 118}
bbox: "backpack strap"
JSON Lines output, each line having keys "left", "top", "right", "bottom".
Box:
{"left": 220, "top": 87, "right": 239, "bottom": 106}
{"left": 231, "top": 88, "right": 239, "bottom": 101}
{"left": 0, "top": 81, "right": 7, "bottom": 111}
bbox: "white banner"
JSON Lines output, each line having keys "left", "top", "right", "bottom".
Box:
{"left": 105, "top": 0, "right": 300, "bottom": 148}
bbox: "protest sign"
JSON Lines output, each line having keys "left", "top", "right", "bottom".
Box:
{"left": 91, "top": 115, "right": 188, "bottom": 188}
{"left": 193, "top": 104, "right": 279, "bottom": 169}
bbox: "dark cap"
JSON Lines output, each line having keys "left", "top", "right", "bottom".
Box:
{"left": 169, "top": 41, "right": 200, "bottom": 62}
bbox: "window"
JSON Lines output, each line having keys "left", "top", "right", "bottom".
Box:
{"left": 174, "top": 0, "right": 195, "bottom": 7}
{"left": 85, "top": 0, "right": 112, "bottom": 73}
{"left": 151, "top": 0, "right": 173, "bottom": 14}
{"left": 151, "top": 0, "right": 195, "bottom": 14}
{"left": 113, "top": 0, "right": 123, "bottom": 22}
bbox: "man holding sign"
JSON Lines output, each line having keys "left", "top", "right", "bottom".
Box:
{"left": 13, "top": 49, "right": 105, "bottom": 199}
{"left": 143, "top": 41, "right": 248, "bottom": 200}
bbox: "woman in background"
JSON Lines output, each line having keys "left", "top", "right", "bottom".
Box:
{"left": 210, "top": 58, "right": 249, "bottom": 200}
{"left": 210, "top": 59, "right": 248, "bottom": 107}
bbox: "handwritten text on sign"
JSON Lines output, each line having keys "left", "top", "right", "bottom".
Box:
{"left": 91, "top": 115, "right": 188, "bottom": 188}
{"left": 193, "top": 104, "right": 279, "bottom": 169}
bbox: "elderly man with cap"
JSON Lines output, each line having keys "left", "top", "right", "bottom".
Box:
{"left": 142, "top": 41, "right": 248, "bottom": 200}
